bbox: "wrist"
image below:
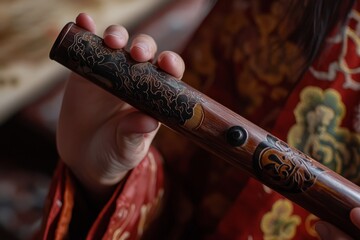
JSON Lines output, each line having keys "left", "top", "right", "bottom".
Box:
{"left": 65, "top": 160, "right": 129, "bottom": 205}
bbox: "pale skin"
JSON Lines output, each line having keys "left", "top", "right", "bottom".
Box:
{"left": 57, "top": 13, "right": 360, "bottom": 240}
{"left": 57, "top": 13, "right": 184, "bottom": 199}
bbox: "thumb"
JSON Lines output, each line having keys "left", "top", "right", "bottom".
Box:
{"left": 315, "top": 221, "right": 352, "bottom": 240}
{"left": 116, "top": 111, "right": 159, "bottom": 166}
{"left": 350, "top": 208, "right": 360, "bottom": 229}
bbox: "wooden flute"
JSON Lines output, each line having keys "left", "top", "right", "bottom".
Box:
{"left": 50, "top": 22, "right": 360, "bottom": 238}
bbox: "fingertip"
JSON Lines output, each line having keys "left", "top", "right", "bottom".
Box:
{"left": 130, "top": 34, "right": 157, "bottom": 62}
{"left": 315, "top": 222, "right": 329, "bottom": 239}
{"left": 315, "top": 221, "right": 353, "bottom": 240}
{"left": 158, "top": 51, "right": 185, "bottom": 79}
{"left": 350, "top": 207, "right": 360, "bottom": 228}
{"left": 130, "top": 44, "right": 149, "bottom": 62}
{"left": 119, "top": 111, "right": 159, "bottom": 134}
{"left": 134, "top": 114, "right": 160, "bottom": 134}
{"left": 76, "top": 13, "right": 96, "bottom": 33}
{"left": 103, "top": 25, "right": 129, "bottom": 49}
{"left": 115, "top": 112, "right": 159, "bottom": 163}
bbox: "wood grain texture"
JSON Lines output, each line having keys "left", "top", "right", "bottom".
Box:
{"left": 50, "top": 23, "right": 360, "bottom": 238}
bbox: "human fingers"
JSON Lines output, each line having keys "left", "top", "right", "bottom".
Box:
{"left": 75, "top": 15, "right": 183, "bottom": 79}
{"left": 75, "top": 13, "right": 96, "bottom": 33}
{"left": 157, "top": 51, "right": 185, "bottom": 79}
{"left": 350, "top": 207, "right": 360, "bottom": 228}
{"left": 115, "top": 111, "right": 160, "bottom": 168}
{"left": 130, "top": 34, "right": 157, "bottom": 62}
{"left": 315, "top": 221, "right": 352, "bottom": 240}
{"left": 103, "top": 25, "right": 129, "bottom": 49}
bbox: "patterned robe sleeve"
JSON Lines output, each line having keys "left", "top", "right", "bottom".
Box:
{"left": 38, "top": 146, "right": 164, "bottom": 240}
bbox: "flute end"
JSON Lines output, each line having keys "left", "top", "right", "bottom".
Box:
{"left": 49, "top": 22, "right": 75, "bottom": 60}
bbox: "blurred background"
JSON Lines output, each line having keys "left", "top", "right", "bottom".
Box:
{"left": 0, "top": 0, "right": 215, "bottom": 238}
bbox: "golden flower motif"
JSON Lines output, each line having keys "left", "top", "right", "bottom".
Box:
{"left": 188, "top": 43, "right": 216, "bottom": 77}
{"left": 271, "top": 87, "right": 288, "bottom": 101}
{"left": 248, "top": 41, "right": 302, "bottom": 86}
{"left": 224, "top": 12, "right": 249, "bottom": 34}
{"left": 236, "top": 67, "right": 266, "bottom": 115}
{"left": 287, "top": 87, "right": 360, "bottom": 182}
{"left": 305, "top": 214, "right": 320, "bottom": 238}
{"left": 260, "top": 199, "right": 301, "bottom": 240}
{"left": 254, "top": 13, "right": 278, "bottom": 37}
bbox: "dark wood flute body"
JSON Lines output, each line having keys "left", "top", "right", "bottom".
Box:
{"left": 50, "top": 22, "right": 360, "bottom": 237}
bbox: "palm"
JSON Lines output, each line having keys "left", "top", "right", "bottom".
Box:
{"left": 55, "top": 13, "right": 185, "bottom": 196}
{"left": 57, "top": 74, "right": 141, "bottom": 184}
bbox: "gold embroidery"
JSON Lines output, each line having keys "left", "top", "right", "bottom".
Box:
{"left": 182, "top": 0, "right": 304, "bottom": 118}
{"left": 260, "top": 199, "right": 301, "bottom": 240}
{"left": 310, "top": 9, "right": 360, "bottom": 90}
{"left": 305, "top": 214, "right": 320, "bottom": 238}
{"left": 113, "top": 152, "right": 164, "bottom": 239}
{"left": 137, "top": 152, "right": 164, "bottom": 236}
{"left": 137, "top": 189, "right": 164, "bottom": 236}
{"left": 114, "top": 231, "right": 130, "bottom": 240}
{"left": 237, "top": 68, "right": 266, "bottom": 114}
{"left": 288, "top": 87, "right": 360, "bottom": 183}
{"left": 112, "top": 204, "right": 136, "bottom": 240}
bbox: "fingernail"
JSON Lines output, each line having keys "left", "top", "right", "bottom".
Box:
{"left": 168, "top": 52, "right": 179, "bottom": 64}
{"left": 159, "top": 52, "right": 177, "bottom": 62}
{"left": 315, "top": 222, "right": 329, "bottom": 239}
{"left": 132, "top": 42, "right": 149, "bottom": 56}
{"left": 106, "top": 31, "right": 125, "bottom": 40}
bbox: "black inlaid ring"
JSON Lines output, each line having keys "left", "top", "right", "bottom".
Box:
{"left": 226, "top": 126, "right": 247, "bottom": 147}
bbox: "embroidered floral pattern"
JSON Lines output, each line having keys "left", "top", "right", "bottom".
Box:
{"left": 310, "top": 9, "right": 360, "bottom": 91}
{"left": 182, "top": 0, "right": 303, "bottom": 119}
{"left": 288, "top": 86, "right": 360, "bottom": 183}
{"left": 260, "top": 199, "right": 301, "bottom": 240}
{"left": 234, "top": 1, "right": 304, "bottom": 116}
{"left": 305, "top": 214, "right": 320, "bottom": 238}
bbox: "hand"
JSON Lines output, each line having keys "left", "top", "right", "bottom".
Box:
{"left": 57, "top": 13, "right": 185, "bottom": 200}
{"left": 315, "top": 207, "right": 360, "bottom": 240}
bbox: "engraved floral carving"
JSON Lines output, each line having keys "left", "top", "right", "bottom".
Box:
{"left": 253, "top": 134, "right": 324, "bottom": 193}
